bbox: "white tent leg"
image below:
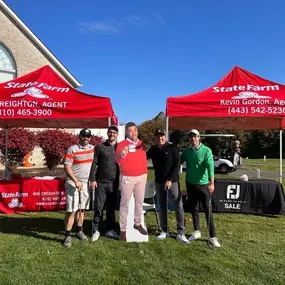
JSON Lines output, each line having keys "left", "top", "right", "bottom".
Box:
{"left": 166, "top": 116, "right": 169, "bottom": 141}
{"left": 108, "top": 117, "right": 111, "bottom": 126}
{"left": 279, "top": 130, "right": 283, "bottom": 183}
{"left": 4, "top": 128, "right": 9, "bottom": 179}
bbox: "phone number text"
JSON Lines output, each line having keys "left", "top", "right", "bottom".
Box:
{"left": 0, "top": 109, "right": 52, "bottom": 117}
{"left": 228, "top": 106, "right": 285, "bottom": 115}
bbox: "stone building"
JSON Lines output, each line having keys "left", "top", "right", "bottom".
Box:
{"left": 0, "top": 1, "right": 81, "bottom": 165}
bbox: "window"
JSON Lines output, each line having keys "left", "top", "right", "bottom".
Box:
{"left": 0, "top": 43, "right": 16, "bottom": 83}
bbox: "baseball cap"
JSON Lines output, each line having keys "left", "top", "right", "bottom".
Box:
{"left": 79, "top": 128, "right": 92, "bottom": 136}
{"left": 154, "top": 128, "right": 166, "bottom": 136}
{"left": 108, "top": 125, "right": 118, "bottom": 133}
{"left": 188, "top": 129, "right": 200, "bottom": 136}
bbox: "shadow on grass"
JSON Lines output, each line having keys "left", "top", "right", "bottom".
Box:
{"left": 0, "top": 215, "right": 121, "bottom": 243}
{"left": 0, "top": 216, "right": 65, "bottom": 243}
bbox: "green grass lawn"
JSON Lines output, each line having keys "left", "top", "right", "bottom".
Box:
{"left": 242, "top": 158, "right": 285, "bottom": 172}
{"left": 0, "top": 167, "right": 285, "bottom": 284}
{"left": 0, "top": 211, "right": 284, "bottom": 285}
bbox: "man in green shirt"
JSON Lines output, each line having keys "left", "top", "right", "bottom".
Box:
{"left": 180, "top": 129, "right": 221, "bottom": 247}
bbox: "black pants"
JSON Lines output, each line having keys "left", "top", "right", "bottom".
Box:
{"left": 155, "top": 182, "right": 185, "bottom": 234}
{"left": 186, "top": 183, "right": 216, "bottom": 238}
{"left": 93, "top": 181, "right": 118, "bottom": 232}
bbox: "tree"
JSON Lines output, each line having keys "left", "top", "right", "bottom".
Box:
{"left": 37, "top": 129, "right": 78, "bottom": 170}
{"left": 169, "top": 130, "right": 188, "bottom": 150}
{"left": 243, "top": 130, "right": 282, "bottom": 158}
{"left": 0, "top": 128, "right": 37, "bottom": 174}
{"left": 138, "top": 112, "right": 165, "bottom": 149}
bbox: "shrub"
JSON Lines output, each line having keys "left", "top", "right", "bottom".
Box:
{"left": 90, "top": 135, "right": 104, "bottom": 147}
{"left": 0, "top": 128, "right": 37, "bottom": 174}
{"left": 37, "top": 130, "right": 104, "bottom": 170}
{"left": 37, "top": 129, "right": 78, "bottom": 170}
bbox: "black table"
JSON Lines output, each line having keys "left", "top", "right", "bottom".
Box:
{"left": 183, "top": 179, "right": 285, "bottom": 215}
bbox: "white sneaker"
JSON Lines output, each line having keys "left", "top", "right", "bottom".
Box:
{"left": 176, "top": 234, "right": 190, "bottom": 244}
{"left": 188, "top": 230, "right": 201, "bottom": 241}
{"left": 105, "top": 229, "right": 119, "bottom": 240}
{"left": 91, "top": 230, "right": 100, "bottom": 242}
{"left": 156, "top": 232, "right": 170, "bottom": 240}
{"left": 209, "top": 237, "right": 221, "bottom": 247}
{"left": 75, "top": 231, "right": 88, "bottom": 241}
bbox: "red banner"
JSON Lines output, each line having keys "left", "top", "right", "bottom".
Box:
{"left": 0, "top": 178, "right": 66, "bottom": 214}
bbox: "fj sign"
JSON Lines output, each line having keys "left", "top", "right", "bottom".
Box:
{"left": 226, "top": 185, "right": 240, "bottom": 199}
{"left": 223, "top": 185, "right": 242, "bottom": 210}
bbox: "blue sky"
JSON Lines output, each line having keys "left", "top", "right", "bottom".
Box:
{"left": 5, "top": 0, "right": 285, "bottom": 124}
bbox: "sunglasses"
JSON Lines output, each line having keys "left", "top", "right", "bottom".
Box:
{"left": 81, "top": 134, "right": 91, "bottom": 138}
{"left": 108, "top": 131, "right": 118, "bottom": 135}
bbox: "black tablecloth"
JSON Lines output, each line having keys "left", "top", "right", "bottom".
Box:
{"left": 184, "top": 179, "right": 285, "bottom": 215}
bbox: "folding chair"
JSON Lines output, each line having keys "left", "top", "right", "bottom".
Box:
{"left": 143, "top": 181, "right": 160, "bottom": 230}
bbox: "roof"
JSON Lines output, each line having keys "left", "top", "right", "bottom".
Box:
{"left": 0, "top": 0, "right": 81, "bottom": 88}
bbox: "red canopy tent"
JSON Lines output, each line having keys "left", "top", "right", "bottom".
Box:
{"left": 166, "top": 66, "right": 285, "bottom": 131}
{"left": 166, "top": 66, "right": 285, "bottom": 181}
{"left": 0, "top": 65, "right": 117, "bottom": 128}
{"left": 0, "top": 65, "right": 117, "bottom": 178}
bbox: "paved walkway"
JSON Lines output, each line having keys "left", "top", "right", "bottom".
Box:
{"left": 228, "top": 168, "right": 284, "bottom": 179}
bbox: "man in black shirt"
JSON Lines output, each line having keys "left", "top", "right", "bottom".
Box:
{"left": 89, "top": 125, "right": 120, "bottom": 241}
{"left": 147, "top": 129, "right": 188, "bottom": 244}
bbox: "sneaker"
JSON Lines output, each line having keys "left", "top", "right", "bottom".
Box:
{"left": 133, "top": 224, "right": 148, "bottom": 235}
{"left": 177, "top": 234, "right": 190, "bottom": 244}
{"left": 106, "top": 229, "right": 119, "bottom": 240}
{"left": 62, "top": 236, "right": 72, "bottom": 247}
{"left": 209, "top": 237, "right": 221, "bottom": 248}
{"left": 91, "top": 230, "right": 100, "bottom": 242}
{"left": 156, "top": 232, "right": 170, "bottom": 240}
{"left": 76, "top": 231, "right": 88, "bottom": 241}
{"left": 188, "top": 230, "right": 201, "bottom": 241}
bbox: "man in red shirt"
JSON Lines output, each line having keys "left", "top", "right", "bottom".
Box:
{"left": 115, "top": 122, "right": 148, "bottom": 241}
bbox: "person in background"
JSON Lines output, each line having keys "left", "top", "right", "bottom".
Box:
{"left": 231, "top": 140, "right": 242, "bottom": 166}
{"left": 147, "top": 128, "right": 189, "bottom": 244}
{"left": 62, "top": 128, "right": 94, "bottom": 247}
{"left": 89, "top": 125, "right": 120, "bottom": 241}
{"left": 180, "top": 129, "right": 221, "bottom": 247}
{"left": 115, "top": 122, "right": 148, "bottom": 241}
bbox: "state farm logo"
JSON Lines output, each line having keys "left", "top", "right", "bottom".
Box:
{"left": 8, "top": 198, "right": 23, "bottom": 208}
{"left": 226, "top": 185, "right": 240, "bottom": 199}
{"left": 11, "top": 87, "right": 49, "bottom": 99}
{"left": 4, "top": 81, "right": 69, "bottom": 93}
{"left": 231, "top": 91, "right": 271, "bottom": 99}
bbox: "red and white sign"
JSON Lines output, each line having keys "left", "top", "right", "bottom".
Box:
{"left": 0, "top": 178, "right": 66, "bottom": 214}
{"left": 166, "top": 66, "right": 285, "bottom": 130}
{"left": 0, "top": 65, "right": 118, "bottom": 128}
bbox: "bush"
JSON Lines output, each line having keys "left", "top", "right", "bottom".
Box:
{"left": 90, "top": 135, "right": 104, "bottom": 147}
{"left": 37, "top": 129, "right": 78, "bottom": 170}
{"left": 0, "top": 128, "right": 37, "bottom": 173}
{"left": 37, "top": 130, "right": 104, "bottom": 170}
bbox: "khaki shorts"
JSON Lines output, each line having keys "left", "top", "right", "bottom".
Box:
{"left": 65, "top": 181, "right": 90, "bottom": 212}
